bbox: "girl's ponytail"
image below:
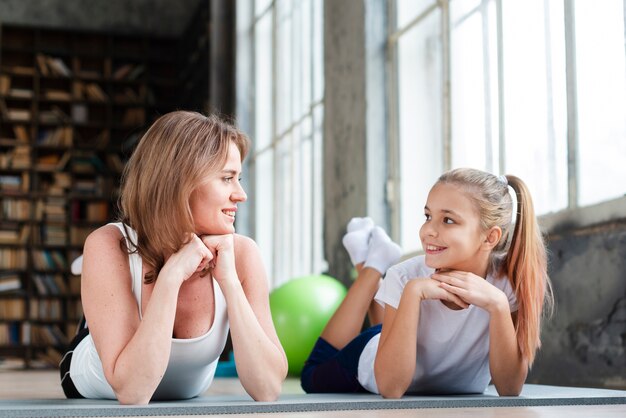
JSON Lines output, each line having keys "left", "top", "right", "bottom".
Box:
{"left": 499, "top": 175, "right": 553, "bottom": 365}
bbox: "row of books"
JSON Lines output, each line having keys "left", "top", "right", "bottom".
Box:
{"left": 0, "top": 273, "right": 80, "bottom": 296}
{"left": 37, "top": 126, "right": 73, "bottom": 147}
{"left": 70, "top": 226, "right": 95, "bottom": 246}
{"left": 71, "top": 200, "right": 109, "bottom": 222}
{"left": 0, "top": 172, "right": 29, "bottom": 193}
{"left": 32, "top": 249, "right": 67, "bottom": 270}
{"left": 0, "top": 74, "right": 33, "bottom": 99}
{"left": 29, "top": 299, "right": 62, "bottom": 321}
{"left": 0, "top": 99, "right": 32, "bottom": 121}
{"left": 0, "top": 322, "right": 76, "bottom": 349}
{"left": 1, "top": 199, "right": 31, "bottom": 220}
{"left": 0, "top": 224, "right": 30, "bottom": 245}
{"left": 0, "top": 273, "right": 21, "bottom": 292}
{"left": 34, "top": 224, "right": 67, "bottom": 246}
{"left": 0, "top": 145, "right": 30, "bottom": 169}
{"left": 36, "top": 54, "right": 72, "bottom": 77}
{"left": 0, "top": 249, "right": 27, "bottom": 269}
{"left": 0, "top": 298, "right": 25, "bottom": 319}
{"left": 33, "top": 274, "right": 79, "bottom": 296}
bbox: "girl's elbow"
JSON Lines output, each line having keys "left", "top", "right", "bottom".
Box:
{"left": 379, "top": 387, "right": 405, "bottom": 399}
{"left": 496, "top": 383, "right": 523, "bottom": 397}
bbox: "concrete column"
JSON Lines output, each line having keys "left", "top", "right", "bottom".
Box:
{"left": 323, "top": 0, "right": 387, "bottom": 284}
{"left": 323, "top": 0, "right": 368, "bottom": 283}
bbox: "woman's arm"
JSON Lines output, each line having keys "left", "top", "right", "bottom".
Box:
{"left": 82, "top": 227, "right": 211, "bottom": 404}
{"left": 202, "top": 234, "right": 287, "bottom": 401}
{"left": 374, "top": 279, "right": 468, "bottom": 398}
{"left": 432, "top": 270, "right": 527, "bottom": 395}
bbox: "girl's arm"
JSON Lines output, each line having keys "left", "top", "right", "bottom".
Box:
{"left": 432, "top": 270, "right": 527, "bottom": 395}
{"left": 202, "top": 234, "right": 287, "bottom": 401}
{"left": 374, "top": 279, "right": 468, "bottom": 398}
{"left": 488, "top": 309, "right": 527, "bottom": 395}
{"left": 82, "top": 226, "right": 212, "bottom": 405}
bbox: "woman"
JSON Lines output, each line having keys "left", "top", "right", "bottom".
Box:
{"left": 60, "top": 111, "right": 287, "bottom": 404}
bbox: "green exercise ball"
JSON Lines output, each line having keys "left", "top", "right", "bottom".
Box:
{"left": 270, "top": 274, "right": 347, "bottom": 376}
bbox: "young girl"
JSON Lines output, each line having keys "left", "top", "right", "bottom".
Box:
{"left": 301, "top": 168, "right": 552, "bottom": 398}
{"left": 60, "top": 111, "right": 287, "bottom": 404}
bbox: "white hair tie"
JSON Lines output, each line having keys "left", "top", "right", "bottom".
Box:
{"left": 497, "top": 175, "right": 508, "bottom": 185}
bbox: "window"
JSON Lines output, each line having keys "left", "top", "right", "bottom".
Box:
{"left": 237, "top": 0, "right": 325, "bottom": 287}
{"left": 389, "top": 0, "right": 626, "bottom": 253}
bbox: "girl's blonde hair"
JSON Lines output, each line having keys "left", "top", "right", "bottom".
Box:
{"left": 119, "top": 111, "right": 250, "bottom": 284}
{"left": 437, "top": 168, "right": 553, "bottom": 365}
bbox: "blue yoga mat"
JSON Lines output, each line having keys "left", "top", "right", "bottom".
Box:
{"left": 1, "top": 384, "right": 625, "bottom": 417}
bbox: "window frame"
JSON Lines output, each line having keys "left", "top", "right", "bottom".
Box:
{"left": 387, "top": 0, "right": 626, "bottom": 254}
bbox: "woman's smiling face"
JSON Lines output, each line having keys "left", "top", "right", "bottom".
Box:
{"left": 189, "top": 141, "right": 247, "bottom": 235}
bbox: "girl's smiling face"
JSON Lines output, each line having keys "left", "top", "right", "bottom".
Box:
{"left": 419, "top": 182, "right": 490, "bottom": 273}
{"left": 189, "top": 141, "right": 247, "bottom": 235}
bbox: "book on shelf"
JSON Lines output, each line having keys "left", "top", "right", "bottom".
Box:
{"left": 105, "top": 153, "right": 124, "bottom": 174}
{"left": 1, "top": 199, "right": 31, "bottom": 221}
{"left": 0, "top": 74, "right": 10, "bottom": 94}
{"left": 10, "top": 66, "right": 36, "bottom": 76}
{"left": 32, "top": 274, "right": 67, "bottom": 296}
{"left": 35, "top": 54, "right": 49, "bottom": 76}
{"left": 31, "top": 324, "right": 68, "bottom": 346}
{"left": 6, "top": 108, "right": 31, "bottom": 121}
{"left": 37, "top": 126, "right": 73, "bottom": 147}
{"left": 8, "top": 145, "right": 30, "bottom": 169}
{"left": 0, "top": 322, "right": 21, "bottom": 345}
{"left": 0, "top": 224, "right": 30, "bottom": 245}
{"left": 70, "top": 226, "right": 94, "bottom": 245}
{"left": 32, "top": 249, "right": 67, "bottom": 270}
{"left": 0, "top": 274, "right": 21, "bottom": 292}
{"left": 39, "top": 106, "right": 71, "bottom": 124}
{"left": 41, "top": 56, "right": 72, "bottom": 77}
{"left": 13, "top": 125, "right": 29, "bottom": 142}
{"left": 112, "top": 64, "right": 134, "bottom": 80}
{"left": 121, "top": 107, "right": 146, "bottom": 127}
{"left": 44, "top": 89, "right": 72, "bottom": 101}
{"left": 29, "top": 299, "right": 62, "bottom": 320}
{"left": 37, "top": 347, "right": 63, "bottom": 367}
{"left": 0, "top": 298, "right": 25, "bottom": 319}
{"left": 70, "top": 103, "right": 88, "bottom": 123}
{"left": 84, "top": 83, "right": 108, "bottom": 101}
{"left": 35, "top": 154, "right": 61, "bottom": 171}
{"left": 0, "top": 172, "right": 29, "bottom": 193}
{"left": 8, "top": 88, "right": 33, "bottom": 99}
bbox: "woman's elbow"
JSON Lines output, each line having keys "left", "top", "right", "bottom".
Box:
{"left": 114, "top": 387, "right": 152, "bottom": 405}
{"left": 110, "top": 377, "right": 155, "bottom": 405}
{"left": 250, "top": 380, "right": 282, "bottom": 402}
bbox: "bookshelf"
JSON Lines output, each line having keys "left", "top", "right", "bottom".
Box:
{"left": 180, "top": 0, "right": 210, "bottom": 114}
{"left": 0, "top": 24, "right": 182, "bottom": 368}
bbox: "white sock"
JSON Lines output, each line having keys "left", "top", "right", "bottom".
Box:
{"left": 364, "top": 226, "right": 402, "bottom": 275}
{"left": 346, "top": 217, "right": 375, "bottom": 233}
{"left": 342, "top": 217, "right": 375, "bottom": 265}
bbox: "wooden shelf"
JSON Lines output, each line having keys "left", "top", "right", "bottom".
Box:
{"left": 0, "top": 22, "right": 196, "bottom": 368}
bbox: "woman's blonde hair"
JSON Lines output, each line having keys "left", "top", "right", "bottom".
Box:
{"left": 118, "top": 111, "right": 250, "bottom": 283}
{"left": 437, "top": 168, "right": 553, "bottom": 365}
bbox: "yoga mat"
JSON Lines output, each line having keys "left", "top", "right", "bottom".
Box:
{"left": 1, "top": 384, "right": 625, "bottom": 417}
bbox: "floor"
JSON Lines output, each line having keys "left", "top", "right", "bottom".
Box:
{"left": 1, "top": 370, "right": 625, "bottom": 418}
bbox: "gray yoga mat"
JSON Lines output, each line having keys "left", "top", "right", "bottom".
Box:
{"left": 1, "top": 384, "right": 625, "bottom": 417}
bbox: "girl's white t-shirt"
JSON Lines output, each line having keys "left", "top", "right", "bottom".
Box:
{"left": 357, "top": 255, "right": 518, "bottom": 395}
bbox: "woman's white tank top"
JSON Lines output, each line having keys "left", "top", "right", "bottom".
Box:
{"left": 69, "top": 222, "right": 230, "bottom": 400}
